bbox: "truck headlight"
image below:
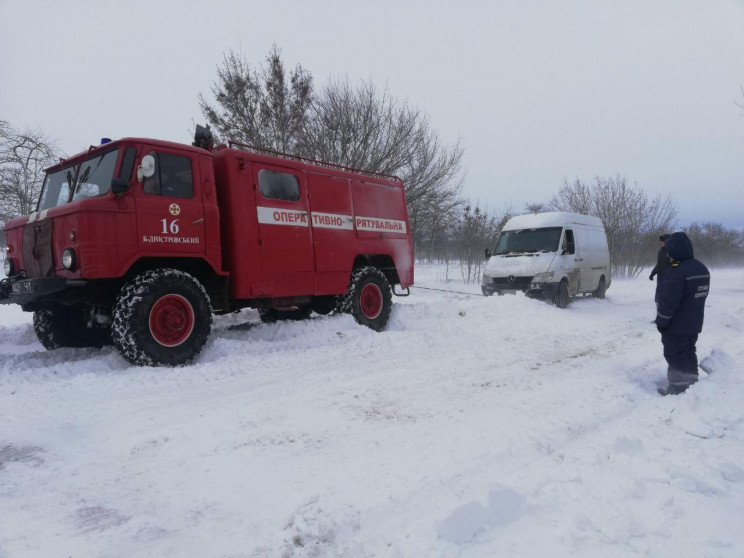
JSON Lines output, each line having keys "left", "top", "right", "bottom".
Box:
{"left": 62, "top": 248, "right": 77, "bottom": 270}
{"left": 482, "top": 273, "right": 492, "bottom": 285}
{"left": 3, "top": 258, "right": 14, "bottom": 276}
{"left": 532, "top": 271, "right": 554, "bottom": 284}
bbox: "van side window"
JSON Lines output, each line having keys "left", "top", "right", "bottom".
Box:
{"left": 143, "top": 153, "right": 194, "bottom": 198}
{"left": 563, "top": 229, "right": 576, "bottom": 254}
{"left": 258, "top": 169, "right": 300, "bottom": 201}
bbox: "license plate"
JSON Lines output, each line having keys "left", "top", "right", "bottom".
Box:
{"left": 11, "top": 280, "right": 34, "bottom": 294}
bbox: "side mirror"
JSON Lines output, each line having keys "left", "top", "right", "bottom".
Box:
{"left": 485, "top": 248, "right": 492, "bottom": 259}
{"left": 111, "top": 177, "right": 130, "bottom": 195}
{"left": 137, "top": 154, "right": 156, "bottom": 181}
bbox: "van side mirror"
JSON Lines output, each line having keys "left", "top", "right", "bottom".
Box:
{"left": 485, "top": 248, "right": 492, "bottom": 259}
{"left": 111, "top": 177, "right": 130, "bottom": 195}
{"left": 563, "top": 241, "right": 575, "bottom": 255}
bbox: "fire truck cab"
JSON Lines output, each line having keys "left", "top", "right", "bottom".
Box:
{"left": 1, "top": 127, "right": 414, "bottom": 366}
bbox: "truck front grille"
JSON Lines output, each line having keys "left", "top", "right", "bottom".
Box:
{"left": 22, "top": 219, "right": 54, "bottom": 278}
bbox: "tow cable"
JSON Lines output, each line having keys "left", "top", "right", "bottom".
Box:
{"left": 410, "top": 285, "right": 483, "bottom": 298}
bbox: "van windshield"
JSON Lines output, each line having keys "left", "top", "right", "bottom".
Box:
{"left": 494, "top": 227, "right": 563, "bottom": 255}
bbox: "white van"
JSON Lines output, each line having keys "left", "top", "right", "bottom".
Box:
{"left": 481, "top": 212, "right": 611, "bottom": 308}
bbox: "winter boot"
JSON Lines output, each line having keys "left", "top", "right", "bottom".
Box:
{"left": 657, "top": 384, "right": 690, "bottom": 396}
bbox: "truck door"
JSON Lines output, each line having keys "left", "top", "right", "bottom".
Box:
{"left": 136, "top": 148, "right": 206, "bottom": 255}
{"left": 306, "top": 172, "right": 354, "bottom": 272}
{"left": 252, "top": 164, "right": 314, "bottom": 294}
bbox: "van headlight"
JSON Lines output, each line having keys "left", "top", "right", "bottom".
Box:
{"left": 482, "top": 273, "right": 492, "bottom": 285}
{"left": 532, "top": 271, "right": 554, "bottom": 284}
{"left": 62, "top": 248, "right": 77, "bottom": 270}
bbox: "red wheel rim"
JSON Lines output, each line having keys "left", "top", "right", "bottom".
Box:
{"left": 149, "top": 294, "right": 195, "bottom": 347}
{"left": 360, "top": 283, "right": 383, "bottom": 320}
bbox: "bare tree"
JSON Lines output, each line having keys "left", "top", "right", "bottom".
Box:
{"left": 0, "top": 121, "right": 60, "bottom": 223}
{"left": 454, "top": 202, "right": 512, "bottom": 283}
{"left": 686, "top": 221, "right": 744, "bottom": 267}
{"left": 199, "top": 48, "right": 464, "bottom": 251}
{"left": 199, "top": 45, "right": 313, "bottom": 152}
{"left": 523, "top": 202, "right": 548, "bottom": 214}
{"left": 549, "top": 175, "right": 678, "bottom": 277}
{"left": 301, "top": 78, "right": 464, "bottom": 244}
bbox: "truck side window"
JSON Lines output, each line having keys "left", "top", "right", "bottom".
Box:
{"left": 258, "top": 169, "right": 300, "bottom": 201}
{"left": 143, "top": 153, "right": 194, "bottom": 198}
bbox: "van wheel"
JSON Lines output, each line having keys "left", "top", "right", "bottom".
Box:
{"left": 554, "top": 280, "right": 570, "bottom": 309}
{"left": 593, "top": 276, "right": 607, "bottom": 299}
{"left": 340, "top": 266, "right": 392, "bottom": 331}
{"left": 33, "top": 306, "right": 111, "bottom": 349}
{"left": 111, "top": 269, "right": 212, "bottom": 366}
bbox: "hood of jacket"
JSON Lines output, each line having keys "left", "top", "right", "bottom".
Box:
{"left": 665, "top": 231, "right": 694, "bottom": 261}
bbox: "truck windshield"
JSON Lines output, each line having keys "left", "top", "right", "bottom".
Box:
{"left": 494, "top": 227, "right": 563, "bottom": 255}
{"left": 37, "top": 148, "right": 120, "bottom": 211}
{"left": 37, "top": 166, "right": 76, "bottom": 211}
{"left": 71, "top": 149, "right": 119, "bottom": 202}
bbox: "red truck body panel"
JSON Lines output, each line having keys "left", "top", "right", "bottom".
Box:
{"left": 213, "top": 147, "right": 413, "bottom": 300}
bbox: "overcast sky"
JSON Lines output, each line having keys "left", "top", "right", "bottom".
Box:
{"left": 2, "top": 0, "right": 743, "bottom": 228}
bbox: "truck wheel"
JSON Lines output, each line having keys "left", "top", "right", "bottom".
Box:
{"left": 341, "top": 266, "right": 392, "bottom": 331}
{"left": 554, "top": 280, "right": 570, "bottom": 309}
{"left": 111, "top": 269, "right": 212, "bottom": 366}
{"left": 33, "top": 306, "right": 111, "bottom": 349}
{"left": 592, "top": 276, "right": 607, "bottom": 299}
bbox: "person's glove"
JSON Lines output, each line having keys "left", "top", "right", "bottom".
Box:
{"left": 649, "top": 274, "right": 654, "bottom": 281}
{"left": 656, "top": 325, "right": 666, "bottom": 334}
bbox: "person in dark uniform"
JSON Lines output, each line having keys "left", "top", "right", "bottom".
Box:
{"left": 649, "top": 234, "right": 671, "bottom": 305}
{"left": 655, "top": 232, "right": 710, "bottom": 396}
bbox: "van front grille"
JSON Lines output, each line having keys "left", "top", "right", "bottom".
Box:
{"left": 490, "top": 276, "right": 532, "bottom": 290}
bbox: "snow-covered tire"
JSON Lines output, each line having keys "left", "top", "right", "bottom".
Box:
{"left": 111, "top": 269, "right": 212, "bottom": 366}
{"left": 339, "top": 266, "right": 392, "bottom": 331}
{"left": 33, "top": 306, "right": 111, "bottom": 349}
{"left": 554, "top": 280, "right": 570, "bottom": 309}
{"left": 592, "top": 276, "right": 607, "bottom": 299}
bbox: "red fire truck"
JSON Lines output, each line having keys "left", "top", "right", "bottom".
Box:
{"left": 0, "top": 127, "right": 414, "bottom": 366}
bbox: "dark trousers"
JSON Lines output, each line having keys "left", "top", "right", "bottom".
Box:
{"left": 661, "top": 333, "right": 699, "bottom": 387}
{"left": 654, "top": 278, "right": 664, "bottom": 304}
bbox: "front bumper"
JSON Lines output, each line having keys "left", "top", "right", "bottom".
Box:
{"left": 481, "top": 275, "right": 533, "bottom": 296}
{"left": 526, "top": 281, "right": 559, "bottom": 301}
{"left": 0, "top": 276, "right": 87, "bottom": 307}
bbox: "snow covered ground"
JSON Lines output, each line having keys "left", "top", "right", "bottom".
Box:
{"left": 1, "top": 265, "right": 742, "bottom": 557}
